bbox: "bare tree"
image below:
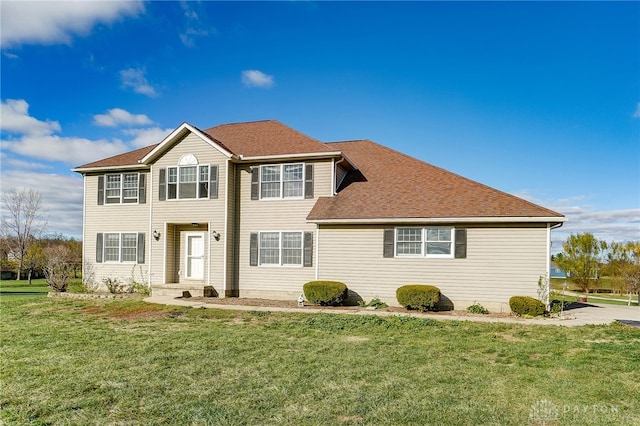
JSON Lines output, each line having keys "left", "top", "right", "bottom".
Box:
{"left": 0, "top": 188, "right": 47, "bottom": 280}
{"left": 43, "top": 244, "right": 72, "bottom": 292}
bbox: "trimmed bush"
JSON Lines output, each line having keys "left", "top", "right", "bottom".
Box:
{"left": 467, "top": 303, "right": 489, "bottom": 315}
{"left": 396, "top": 285, "right": 441, "bottom": 312}
{"left": 303, "top": 281, "right": 348, "bottom": 306}
{"left": 509, "top": 296, "right": 545, "bottom": 317}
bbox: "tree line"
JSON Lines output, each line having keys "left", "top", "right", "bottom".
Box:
{"left": 1, "top": 188, "right": 81, "bottom": 287}
{"left": 553, "top": 233, "right": 640, "bottom": 302}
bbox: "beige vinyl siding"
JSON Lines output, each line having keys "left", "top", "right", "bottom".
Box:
{"left": 234, "top": 161, "right": 332, "bottom": 298}
{"left": 317, "top": 224, "right": 549, "bottom": 310}
{"left": 150, "top": 133, "right": 229, "bottom": 289}
{"left": 83, "top": 171, "right": 150, "bottom": 287}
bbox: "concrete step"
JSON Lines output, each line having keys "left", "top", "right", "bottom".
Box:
{"left": 151, "top": 284, "right": 208, "bottom": 298}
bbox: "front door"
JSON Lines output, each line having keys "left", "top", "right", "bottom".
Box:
{"left": 185, "top": 232, "right": 205, "bottom": 280}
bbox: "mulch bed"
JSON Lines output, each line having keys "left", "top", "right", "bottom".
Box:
{"left": 187, "top": 297, "right": 514, "bottom": 318}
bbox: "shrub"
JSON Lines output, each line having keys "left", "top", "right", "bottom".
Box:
{"left": 509, "top": 296, "right": 545, "bottom": 317}
{"left": 467, "top": 303, "right": 489, "bottom": 315}
{"left": 396, "top": 285, "right": 441, "bottom": 312}
{"left": 357, "top": 298, "right": 388, "bottom": 309}
{"left": 303, "top": 281, "right": 348, "bottom": 306}
{"left": 103, "top": 277, "right": 124, "bottom": 294}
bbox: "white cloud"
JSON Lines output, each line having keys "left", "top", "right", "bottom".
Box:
{"left": 515, "top": 192, "right": 640, "bottom": 251}
{"left": 8, "top": 134, "right": 128, "bottom": 165}
{"left": 633, "top": 102, "right": 640, "bottom": 118}
{"left": 0, "top": 170, "right": 84, "bottom": 239}
{"left": 93, "top": 108, "right": 153, "bottom": 127}
{"left": 1, "top": 99, "right": 60, "bottom": 136}
{"left": 1, "top": 98, "right": 129, "bottom": 165}
{"left": 0, "top": 1, "right": 143, "bottom": 49}
{"left": 123, "top": 127, "right": 174, "bottom": 148}
{"left": 241, "top": 69, "right": 274, "bottom": 88}
{"left": 119, "top": 68, "right": 158, "bottom": 97}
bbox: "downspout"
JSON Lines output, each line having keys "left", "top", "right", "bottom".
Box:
{"left": 315, "top": 226, "right": 320, "bottom": 281}
{"left": 81, "top": 175, "right": 87, "bottom": 283}
{"left": 222, "top": 159, "right": 229, "bottom": 296}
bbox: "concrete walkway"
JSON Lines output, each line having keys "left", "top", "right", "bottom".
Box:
{"left": 144, "top": 296, "right": 640, "bottom": 328}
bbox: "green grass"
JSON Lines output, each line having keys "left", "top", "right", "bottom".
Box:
{"left": 1, "top": 298, "right": 639, "bottom": 425}
{"left": 0, "top": 278, "right": 84, "bottom": 299}
{"left": 551, "top": 278, "right": 639, "bottom": 306}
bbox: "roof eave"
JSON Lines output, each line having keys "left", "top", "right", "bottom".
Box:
{"left": 307, "top": 216, "right": 567, "bottom": 225}
{"left": 235, "top": 151, "right": 344, "bottom": 163}
{"left": 72, "top": 164, "right": 150, "bottom": 174}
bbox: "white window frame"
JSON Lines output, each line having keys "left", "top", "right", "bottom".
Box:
{"left": 167, "top": 164, "right": 210, "bottom": 200}
{"left": 395, "top": 227, "right": 455, "bottom": 258}
{"left": 105, "top": 173, "right": 139, "bottom": 204}
{"left": 258, "top": 231, "right": 303, "bottom": 267}
{"left": 102, "top": 232, "right": 140, "bottom": 263}
{"left": 259, "top": 163, "right": 304, "bottom": 200}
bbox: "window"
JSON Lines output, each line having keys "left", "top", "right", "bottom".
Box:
{"left": 260, "top": 164, "right": 303, "bottom": 199}
{"left": 101, "top": 232, "right": 141, "bottom": 263}
{"left": 395, "top": 227, "right": 454, "bottom": 258}
{"left": 258, "top": 231, "right": 303, "bottom": 266}
{"left": 102, "top": 173, "right": 140, "bottom": 204}
{"left": 166, "top": 165, "right": 210, "bottom": 199}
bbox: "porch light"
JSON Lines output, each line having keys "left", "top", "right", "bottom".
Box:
{"left": 212, "top": 230, "right": 221, "bottom": 241}
{"left": 153, "top": 230, "right": 160, "bottom": 240}
{"left": 191, "top": 223, "right": 199, "bottom": 227}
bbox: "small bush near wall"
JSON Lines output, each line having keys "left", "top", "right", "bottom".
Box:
{"left": 509, "top": 296, "right": 545, "bottom": 317}
{"left": 396, "top": 285, "right": 441, "bottom": 312}
{"left": 303, "top": 281, "right": 348, "bottom": 306}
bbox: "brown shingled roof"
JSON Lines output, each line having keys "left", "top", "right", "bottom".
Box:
{"left": 74, "top": 144, "right": 159, "bottom": 170}
{"left": 307, "top": 140, "right": 564, "bottom": 221}
{"left": 204, "top": 120, "right": 334, "bottom": 157}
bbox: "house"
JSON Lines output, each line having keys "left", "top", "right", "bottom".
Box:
{"left": 73, "top": 120, "right": 565, "bottom": 311}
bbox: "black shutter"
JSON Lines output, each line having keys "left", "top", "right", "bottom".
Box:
{"left": 249, "top": 233, "right": 258, "bottom": 266}
{"left": 383, "top": 229, "right": 395, "bottom": 258}
{"left": 303, "top": 232, "right": 313, "bottom": 267}
{"left": 250, "top": 167, "right": 259, "bottom": 200}
{"left": 96, "top": 233, "right": 103, "bottom": 263}
{"left": 137, "top": 233, "right": 146, "bottom": 264}
{"left": 158, "top": 168, "right": 166, "bottom": 201}
{"left": 97, "top": 176, "right": 104, "bottom": 205}
{"left": 210, "top": 165, "right": 218, "bottom": 199}
{"left": 455, "top": 228, "right": 467, "bottom": 259}
{"left": 304, "top": 164, "right": 314, "bottom": 199}
{"left": 138, "top": 173, "right": 146, "bottom": 204}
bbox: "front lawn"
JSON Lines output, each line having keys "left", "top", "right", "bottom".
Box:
{"left": 0, "top": 278, "right": 84, "bottom": 299}
{"left": 1, "top": 297, "right": 639, "bottom": 425}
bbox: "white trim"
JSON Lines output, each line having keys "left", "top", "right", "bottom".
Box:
{"left": 140, "top": 122, "right": 234, "bottom": 164}
{"left": 258, "top": 163, "right": 305, "bottom": 200}
{"left": 546, "top": 224, "right": 551, "bottom": 278}
{"left": 237, "top": 151, "right": 343, "bottom": 163}
{"left": 395, "top": 226, "right": 455, "bottom": 259}
{"left": 222, "top": 159, "right": 229, "bottom": 294}
{"left": 72, "top": 164, "right": 150, "bottom": 173}
{"left": 162, "top": 222, "right": 167, "bottom": 284}
{"left": 308, "top": 216, "right": 567, "bottom": 225}
{"left": 207, "top": 221, "right": 212, "bottom": 287}
{"left": 184, "top": 231, "right": 206, "bottom": 280}
{"left": 315, "top": 227, "right": 319, "bottom": 280}
{"left": 148, "top": 169, "right": 153, "bottom": 286}
{"left": 81, "top": 177, "right": 87, "bottom": 280}
{"left": 257, "top": 231, "right": 305, "bottom": 267}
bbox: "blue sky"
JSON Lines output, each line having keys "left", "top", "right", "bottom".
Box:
{"left": 1, "top": 1, "right": 639, "bottom": 251}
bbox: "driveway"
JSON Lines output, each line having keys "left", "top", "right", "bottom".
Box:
{"left": 559, "top": 302, "right": 640, "bottom": 327}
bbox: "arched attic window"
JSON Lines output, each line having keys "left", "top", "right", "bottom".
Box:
{"left": 162, "top": 154, "right": 218, "bottom": 200}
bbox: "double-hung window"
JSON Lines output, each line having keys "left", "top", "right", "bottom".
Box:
{"left": 102, "top": 173, "right": 140, "bottom": 204}
{"left": 395, "top": 227, "right": 454, "bottom": 258}
{"left": 259, "top": 231, "right": 303, "bottom": 266}
{"left": 101, "top": 232, "right": 140, "bottom": 263}
{"left": 167, "top": 165, "right": 210, "bottom": 199}
{"left": 260, "top": 164, "right": 304, "bottom": 199}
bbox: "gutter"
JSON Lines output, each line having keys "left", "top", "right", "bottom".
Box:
{"left": 307, "top": 216, "right": 567, "bottom": 225}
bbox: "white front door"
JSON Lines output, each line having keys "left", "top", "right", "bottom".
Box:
{"left": 185, "top": 232, "right": 205, "bottom": 280}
